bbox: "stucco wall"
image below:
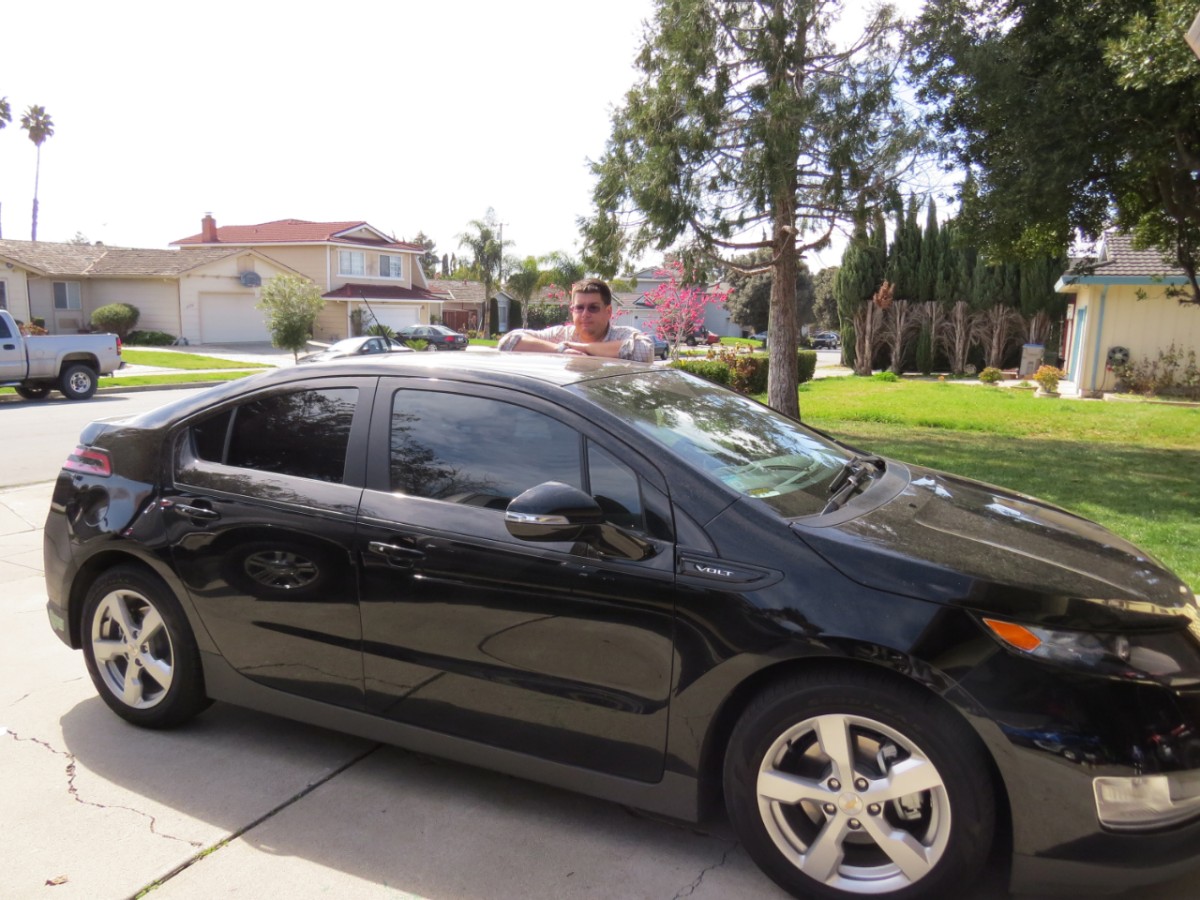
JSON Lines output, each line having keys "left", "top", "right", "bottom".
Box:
{"left": 88, "top": 279, "right": 181, "bottom": 336}
{"left": 178, "top": 256, "right": 296, "bottom": 343}
{"left": 0, "top": 269, "right": 32, "bottom": 322}
{"left": 1066, "top": 284, "right": 1200, "bottom": 393}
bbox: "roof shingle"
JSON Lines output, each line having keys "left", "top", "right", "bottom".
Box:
{"left": 0, "top": 240, "right": 244, "bottom": 277}
{"left": 173, "top": 218, "right": 422, "bottom": 251}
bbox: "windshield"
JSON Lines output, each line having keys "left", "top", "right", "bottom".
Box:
{"left": 573, "top": 370, "right": 855, "bottom": 517}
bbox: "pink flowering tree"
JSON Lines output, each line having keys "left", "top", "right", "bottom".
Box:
{"left": 646, "top": 263, "right": 728, "bottom": 357}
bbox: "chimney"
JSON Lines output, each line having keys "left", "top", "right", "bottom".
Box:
{"left": 201, "top": 212, "right": 218, "bottom": 243}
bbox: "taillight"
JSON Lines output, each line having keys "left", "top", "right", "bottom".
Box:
{"left": 116, "top": 336, "right": 123, "bottom": 356}
{"left": 64, "top": 445, "right": 112, "bottom": 477}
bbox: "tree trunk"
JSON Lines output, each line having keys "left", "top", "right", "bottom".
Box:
{"left": 767, "top": 205, "right": 800, "bottom": 419}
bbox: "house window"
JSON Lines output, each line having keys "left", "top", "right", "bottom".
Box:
{"left": 339, "top": 251, "right": 365, "bottom": 276}
{"left": 379, "top": 254, "right": 403, "bottom": 279}
{"left": 54, "top": 282, "right": 82, "bottom": 310}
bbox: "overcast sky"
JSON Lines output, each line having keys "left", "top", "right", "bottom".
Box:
{"left": 1, "top": 0, "right": 924, "bottom": 273}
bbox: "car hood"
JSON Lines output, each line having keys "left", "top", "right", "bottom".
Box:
{"left": 791, "top": 463, "right": 1196, "bottom": 631}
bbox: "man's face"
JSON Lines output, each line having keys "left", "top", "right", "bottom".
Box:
{"left": 570, "top": 290, "right": 612, "bottom": 342}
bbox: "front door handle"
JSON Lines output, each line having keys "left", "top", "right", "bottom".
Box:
{"left": 368, "top": 541, "right": 425, "bottom": 566}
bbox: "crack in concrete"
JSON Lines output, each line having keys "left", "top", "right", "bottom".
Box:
{"left": 669, "top": 839, "right": 739, "bottom": 899}
{"left": 4, "top": 727, "right": 203, "bottom": 848}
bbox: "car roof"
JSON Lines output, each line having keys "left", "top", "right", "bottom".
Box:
{"left": 124, "top": 351, "right": 659, "bottom": 428}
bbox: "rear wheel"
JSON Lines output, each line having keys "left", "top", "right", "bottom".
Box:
{"left": 81, "top": 566, "right": 210, "bottom": 728}
{"left": 724, "top": 670, "right": 994, "bottom": 899}
{"left": 15, "top": 383, "right": 52, "bottom": 400}
{"left": 59, "top": 363, "right": 98, "bottom": 400}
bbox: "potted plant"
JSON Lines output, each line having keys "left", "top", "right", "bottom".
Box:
{"left": 1033, "top": 365, "right": 1066, "bottom": 397}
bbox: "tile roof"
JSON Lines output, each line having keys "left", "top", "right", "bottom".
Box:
{"left": 173, "top": 218, "right": 422, "bottom": 251}
{"left": 0, "top": 239, "right": 243, "bottom": 277}
{"left": 427, "top": 278, "right": 487, "bottom": 302}
{"left": 323, "top": 282, "right": 445, "bottom": 302}
{"left": 1069, "top": 232, "right": 1185, "bottom": 279}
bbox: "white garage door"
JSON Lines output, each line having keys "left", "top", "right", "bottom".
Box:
{"left": 200, "top": 293, "right": 272, "bottom": 343}
{"left": 367, "top": 305, "right": 421, "bottom": 333}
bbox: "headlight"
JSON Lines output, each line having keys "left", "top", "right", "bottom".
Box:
{"left": 982, "top": 618, "right": 1200, "bottom": 683}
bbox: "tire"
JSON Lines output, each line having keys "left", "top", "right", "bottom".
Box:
{"left": 81, "top": 566, "right": 211, "bottom": 728}
{"left": 15, "top": 383, "right": 52, "bottom": 400}
{"left": 723, "top": 669, "right": 994, "bottom": 900}
{"left": 59, "top": 363, "right": 98, "bottom": 400}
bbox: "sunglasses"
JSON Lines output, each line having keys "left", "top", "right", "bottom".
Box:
{"left": 570, "top": 303, "right": 606, "bottom": 314}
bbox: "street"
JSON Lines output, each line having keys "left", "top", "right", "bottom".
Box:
{"left": 0, "top": 384, "right": 1194, "bottom": 899}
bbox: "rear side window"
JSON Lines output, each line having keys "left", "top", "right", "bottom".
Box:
{"left": 191, "top": 388, "right": 358, "bottom": 483}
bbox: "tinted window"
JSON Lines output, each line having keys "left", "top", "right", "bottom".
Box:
{"left": 588, "top": 441, "right": 644, "bottom": 530}
{"left": 390, "top": 392, "right": 582, "bottom": 508}
{"left": 0, "top": 316, "right": 10, "bottom": 339}
{"left": 192, "top": 388, "right": 357, "bottom": 483}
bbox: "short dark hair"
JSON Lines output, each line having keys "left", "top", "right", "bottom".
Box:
{"left": 571, "top": 279, "right": 612, "bottom": 307}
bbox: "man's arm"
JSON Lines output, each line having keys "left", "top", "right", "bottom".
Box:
{"left": 497, "top": 325, "right": 569, "bottom": 353}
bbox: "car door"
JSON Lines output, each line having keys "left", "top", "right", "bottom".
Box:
{"left": 356, "top": 378, "right": 678, "bottom": 782}
{"left": 0, "top": 314, "right": 26, "bottom": 381}
{"left": 164, "top": 377, "right": 374, "bottom": 708}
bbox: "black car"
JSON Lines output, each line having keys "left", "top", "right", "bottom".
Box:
{"left": 396, "top": 323, "right": 469, "bottom": 350}
{"left": 44, "top": 355, "right": 1200, "bottom": 900}
{"left": 297, "top": 335, "right": 413, "bottom": 363}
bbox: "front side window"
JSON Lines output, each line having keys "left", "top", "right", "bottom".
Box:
{"left": 53, "top": 282, "right": 82, "bottom": 310}
{"left": 379, "top": 254, "right": 403, "bottom": 278}
{"left": 191, "top": 387, "right": 358, "bottom": 483}
{"left": 338, "top": 251, "right": 365, "bottom": 276}
{"left": 390, "top": 392, "right": 580, "bottom": 507}
{"left": 0, "top": 281, "right": 7, "bottom": 309}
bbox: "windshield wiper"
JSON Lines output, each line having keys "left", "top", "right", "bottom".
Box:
{"left": 821, "top": 455, "right": 884, "bottom": 514}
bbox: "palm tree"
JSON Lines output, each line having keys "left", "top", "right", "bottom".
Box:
{"left": 504, "top": 256, "right": 542, "bottom": 329}
{"left": 457, "top": 209, "right": 510, "bottom": 333}
{"left": 20, "top": 104, "right": 54, "bottom": 241}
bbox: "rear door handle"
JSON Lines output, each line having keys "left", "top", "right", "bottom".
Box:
{"left": 160, "top": 499, "right": 220, "bottom": 520}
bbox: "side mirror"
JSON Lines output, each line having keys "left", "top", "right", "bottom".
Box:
{"left": 505, "top": 481, "right": 604, "bottom": 542}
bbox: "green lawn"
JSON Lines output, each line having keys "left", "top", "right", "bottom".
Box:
{"left": 120, "top": 348, "right": 271, "bottom": 370}
{"left": 790, "top": 378, "right": 1199, "bottom": 589}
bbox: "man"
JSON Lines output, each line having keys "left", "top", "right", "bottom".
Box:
{"left": 497, "top": 279, "right": 654, "bottom": 362}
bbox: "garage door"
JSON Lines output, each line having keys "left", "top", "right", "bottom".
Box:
{"left": 200, "top": 293, "right": 272, "bottom": 343}
{"left": 367, "top": 305, "right": 421, "bottom": 333}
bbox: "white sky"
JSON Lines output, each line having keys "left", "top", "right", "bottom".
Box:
{"left": 0, "top": 0, "right": 925, "bottom": 273}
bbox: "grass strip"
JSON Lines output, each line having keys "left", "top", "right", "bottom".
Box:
{"left": 120, "top": 349, "right": 272, "bottom": 370}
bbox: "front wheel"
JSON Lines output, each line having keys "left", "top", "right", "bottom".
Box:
{"left": 15, "top": 383, "right": 52, "bottom": 400}
{"left": 724, "top": 670, "right": 994, "bottom": 900}
{"left": 59, "top": 363, "right": 98, "bottom": 400}
{"left": 81, "top": 566, "right": 211, "bottom": 728}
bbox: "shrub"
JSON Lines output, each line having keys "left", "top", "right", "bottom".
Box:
{"left": 1033, "top": 365, "right": 1066, "bottom": 394}
{"left": 670, "top": 357, "right": 733, "bottom": 387}
{"left": 797, "top": 349, "right": 817, "bottom": 384}
{"left": 979, "top": 367, "right": 1003, "bottom": 384}
{"left": 91, "top": 303, "right": 140, "bottom": 339}
{"left": 873, "top": 371, "right": 899, "bottom": 382}
{"left": 127, "top": 330, "right": 177, "bottom": 346}
{"left": 1113, "top": 344, "right": 1200, "bottom": 399}
{"left": 365, "top": 323, "right": 395, "bottom": 340}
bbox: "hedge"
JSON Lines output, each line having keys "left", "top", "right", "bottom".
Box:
{"left": 671, "top": 349, "right": 816, "bottom": 395}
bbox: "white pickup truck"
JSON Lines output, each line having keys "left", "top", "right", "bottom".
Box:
{"left": 0, "top": 309, "right": 122, "bottom": 401}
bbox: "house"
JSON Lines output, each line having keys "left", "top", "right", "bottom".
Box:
{"left": 426, "top": 278, "right": 486, "bottom": 333}
{"left": 0, "top": 238, "right": 302, "bottom": 340}
{"left": 1055, "top": 232, "right": 1200, "bottom": 396}
{"left": 174, "top": 216, "right": 443, "bottom": 341}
